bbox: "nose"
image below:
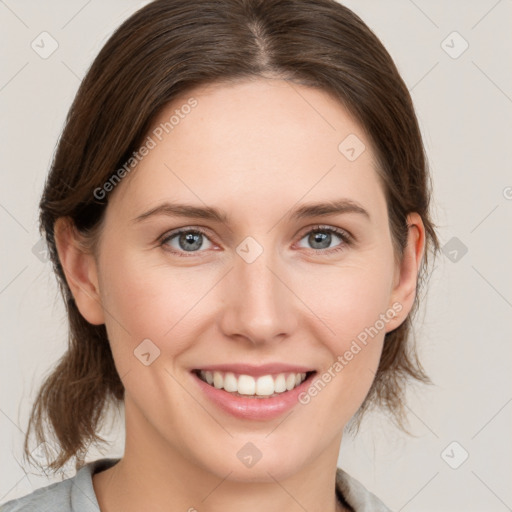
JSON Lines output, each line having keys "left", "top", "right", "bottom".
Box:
{"left": 218, "top": 243, "right": 299, "bottom": 346}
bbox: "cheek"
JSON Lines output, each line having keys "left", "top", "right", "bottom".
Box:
{"left": 294, "top": 253, "right": 394, "bottom": 410}
{"left": 296, "top": 266, "right": 391, "bottom": 425}
{"left": 97, "top": 248, "right": 216, "bottom": 361}
{"left": 301, "top": 258, "right": 395, "bottom": 347}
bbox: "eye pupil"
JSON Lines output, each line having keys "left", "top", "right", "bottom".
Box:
{"left": 179, "top": 232, "right": 202, "bottom": 251}
{"left": 309, "top": 231, "right": 331, "bottom": 249}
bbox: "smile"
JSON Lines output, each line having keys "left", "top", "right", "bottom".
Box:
{"left": 190, "top": 363, "right": 317, "bottom": 420}
{"left": 195, "top": 370, "right": 313, "bottom": 398}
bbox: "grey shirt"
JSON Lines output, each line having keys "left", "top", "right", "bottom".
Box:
{"left": 0, "top": 458, "right": 392, "bottom": 511}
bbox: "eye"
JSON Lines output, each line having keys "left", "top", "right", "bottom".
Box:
{"left": 296, "top": 225, "right": 352, "bottom": 254}
{"left": 159, "top": 225, "right": 353, "bottom": 258}
{"left": 161, "top": 228, "right": 214, "bottom": 256}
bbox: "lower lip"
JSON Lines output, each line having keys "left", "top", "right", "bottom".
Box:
{"left": 191, "top": 371, "right": 315, "bottom": 421}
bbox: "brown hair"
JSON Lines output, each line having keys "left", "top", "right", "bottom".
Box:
{"left": 25, "top": 0, "right": 440, "bottom": 472}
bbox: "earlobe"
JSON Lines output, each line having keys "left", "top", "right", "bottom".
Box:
{"left": 387, "top": 213, "right": 426, "bottom": 332}
{"left": 54, "top": 217, "right": 105, "bottom": 325}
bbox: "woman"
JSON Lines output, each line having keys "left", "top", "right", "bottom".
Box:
{"left": 1, "top": 0, "right": 439, "bottom": 510}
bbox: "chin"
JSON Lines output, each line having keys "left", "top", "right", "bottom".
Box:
{"left": 195, "top": 436, "right": 315, "bottom": 483}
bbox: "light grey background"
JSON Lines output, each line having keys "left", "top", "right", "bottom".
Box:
{"left": 1, "top": 1, "right": 511, "bottom": 510}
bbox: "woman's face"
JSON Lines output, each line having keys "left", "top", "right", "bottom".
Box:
{"left": 69, "top": 78, "right": 423, "bottom": 481}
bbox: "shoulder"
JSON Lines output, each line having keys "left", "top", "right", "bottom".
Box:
{"left": 0, "top": 477, "right": 73, "bottom": 512}
{"left": 0, "top": 458, "right": 120, "bottom": 512}
{"left": 336, "top": 467, "right": 393, "bottom": 512}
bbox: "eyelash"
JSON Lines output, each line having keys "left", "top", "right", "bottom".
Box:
{"left": 159, "top": 225, "right": 353, "bottom": 258}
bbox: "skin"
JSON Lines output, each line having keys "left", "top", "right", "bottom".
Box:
{"left": 55, "top": 78, "right": 425, "bottom": 512}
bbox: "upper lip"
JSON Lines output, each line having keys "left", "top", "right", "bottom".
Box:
{"left": 192, "top": 363, "right": 316, "bottom": 377}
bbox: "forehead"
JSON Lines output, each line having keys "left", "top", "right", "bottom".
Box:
{"left": 109, "top": 78, "right": 386, "bottom": 222}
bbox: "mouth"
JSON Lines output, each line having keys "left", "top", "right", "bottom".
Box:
{"left": 192, "top": 369, "right": 317, "bottom": 399}
{"left": 190, "top": 364, "right": 318, "bottom": 420}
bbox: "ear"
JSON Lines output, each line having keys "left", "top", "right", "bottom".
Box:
{"left": 386, "top": 212, "right": 426, "bottom": 332}
{"left": 54, "top": 217, "right": 105, "bottom": 325}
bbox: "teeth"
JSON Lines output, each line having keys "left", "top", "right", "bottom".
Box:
{"left": 274, "top": 374, "right": 286, "bottom": 393}
{"left": 255, "top": 375, "right": 274, "bottom": 396}
{"left": 223, "top": 372, "right": 238, "bottom": 392}
{"left": 286, "top": 373, "right": 296, "bottom": 391}
{"left": 199, "top": 370, "right": 308, "bottom": 397}
{"left": 238, "top": 374, "right": 256, "bottom": 395}
{"left": 213, "top": 371, "right": 223, "bottom": 389}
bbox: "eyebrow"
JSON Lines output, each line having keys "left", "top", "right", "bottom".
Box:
{"left": 132, "top": 198, "right": 371, "bottom": 224}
